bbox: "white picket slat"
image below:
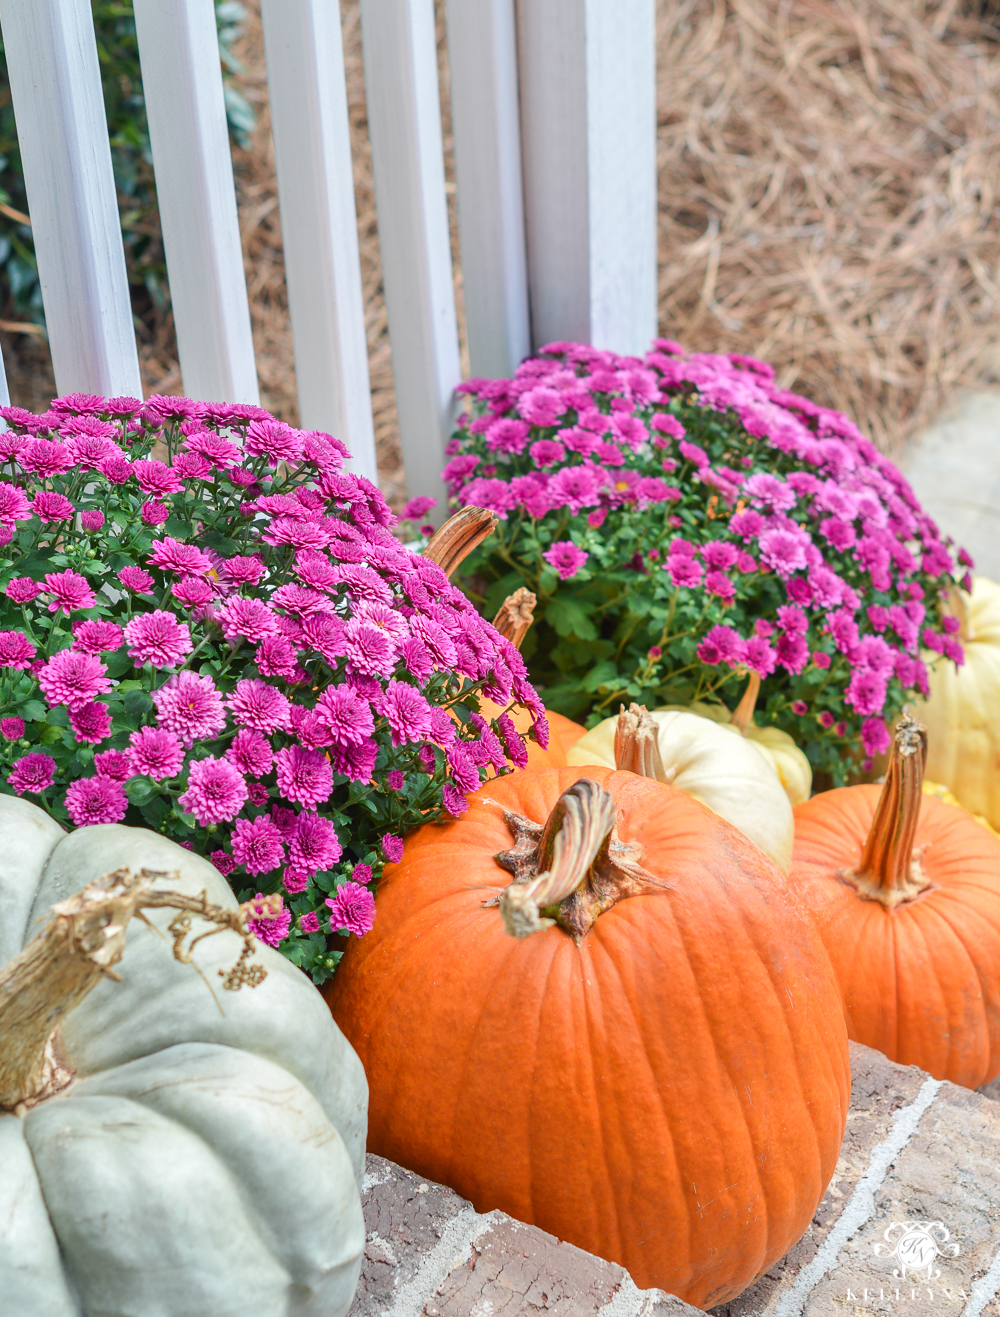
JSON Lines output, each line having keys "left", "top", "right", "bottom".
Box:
{"left": 132, "top": 0, "right": 259, "bottom": 404}
{"left": 0, "top": 0, "right": 141, "bottom": 398}
{"left": 445, "top": 0, "right": 529, "bottom": 381}
{"left": 259, "top": 0, "right": 377, "bottom": 479}
{"left": 516, "top": 0, "right": 657, "bottom": 357}
{"left": 358, "top": 0, "right": 460, "bottom": 512}
{"left": 0, "top": 345, "right": 10, "bottom": 410}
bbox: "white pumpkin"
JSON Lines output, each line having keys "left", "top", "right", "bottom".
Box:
{"left": 915, "top": 577, "right": 1000, "bottom": 831}
{"left": 567, "top": 706, "right": 795, "bottom": 870}
{"left": 678, "top": 702, "right": 812, "bottom": 807}
{"left": 0, "top": 795, "right": 367, "bottom": 1317}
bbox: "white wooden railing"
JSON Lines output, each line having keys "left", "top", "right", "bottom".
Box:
{"left": 0, "top": 0, "right": 657, "bottom": 510}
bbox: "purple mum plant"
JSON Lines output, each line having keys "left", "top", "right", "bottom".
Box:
{"left": 431, "top": 341, "right": 970, "bottom": 783}
{"left": 0, "top": 393, "right": 544, "bottom": 982}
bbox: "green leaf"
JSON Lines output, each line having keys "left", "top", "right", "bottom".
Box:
{"left": 17, "top": 699, "right": 46, "bottom": 722}
{"left": 581, "top": 660, "right": 620, "bottom": 693}
{"left": 104, "top": 649, "right": 134, "bottom": 679}
{"left": 543, "top": 595, "right": 598, "bottom": 641}
{"left": 126, "top": 777, "right": 156, "bottom": 805}
{"left": 124, "top": 688, "right": 154, "bottom": 717}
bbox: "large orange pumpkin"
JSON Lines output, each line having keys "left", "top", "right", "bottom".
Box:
{"left": 327, "top": 765, "right": 850, "bottom": 1308}
{"left": 791, "top": 713, "right": 1000, "bottom": 1088}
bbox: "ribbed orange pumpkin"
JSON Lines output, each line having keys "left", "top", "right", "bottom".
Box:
{"left": 327, "top": 765, "right": 850, "bottom": 1308}
{"left": 791, "top": 713, "right": 1000, "bottom": 1088}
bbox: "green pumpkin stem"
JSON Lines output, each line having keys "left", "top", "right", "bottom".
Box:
{"left": 495, "top": 779, "right": 661, "bottom": 941}
{"left": 846, "top": 713, "right": 930, "bottom": 909}
{"left": 731, "top": 672, "right": 761, "bottom": 734}
{"left": 422, "top": 505, "right": 498, "bottom": 578}
{"left": 0, "top": 868, "right": 266, "bottom": 1115}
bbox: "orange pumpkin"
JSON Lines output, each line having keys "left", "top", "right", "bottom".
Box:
{"left": 791, "top": 713, "right": 1000, "bottom": 1088}
{"left": 327, "top": 765, "right": 850, "bottom": 1308}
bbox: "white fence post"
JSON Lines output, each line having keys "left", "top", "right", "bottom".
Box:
{"left": 445, "top": 0, "right": 530, "bottom": 381}
{"left": 358, "top": 0, "right": 460, "bottom": 514}
{"left": 516, "top": 0, "right": 657, "bottom": 357}
{"left": 0, "top": 0, "right": 142, "bottom": 398}
{"left": 259, "top": 0, "right": 377, "bottom": 480}
{"left": 132, "top": 0, "right": 259, "bottom": 404}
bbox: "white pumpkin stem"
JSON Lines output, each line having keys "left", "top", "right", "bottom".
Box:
{"left": 495, "top": 778, "right": 662, "bottom": 941}
{"left": 614, "top": 703, "right": 667, "bottom": 778}
{"left": 422, "top": 506, "right": 498, "bottom": 578}
{"left": 492, "top": 587, "right": 537, "bottom": 650}
{"left": 0, "top": 867, "right": 266, "bottom": 1114}
{"left": 846, "top": 714, "right": 930, "bottom": 909}
{"left": 731, "top": 672, "right": 761, "bottom": 733}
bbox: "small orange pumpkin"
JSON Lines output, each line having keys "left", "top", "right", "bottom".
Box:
{"left": 791, "top": 713, "right": 1000, "bottom": 1087}
{"left": 327, "top": 763, "right": 849, "bottom": 1307}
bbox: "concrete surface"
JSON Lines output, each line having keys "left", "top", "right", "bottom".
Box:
{"left": 351, "top": 1044, "right": 1000, "bottom": 1317}
{"left": 902, "top": 388, "right": 1000, "bottom": 578}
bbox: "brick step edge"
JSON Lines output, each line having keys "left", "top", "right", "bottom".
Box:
{"left": 351, "top": 1043, "right": 1000, "bottom": 1316}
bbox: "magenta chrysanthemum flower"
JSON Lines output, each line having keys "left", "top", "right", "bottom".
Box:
{"left": 79, "top": 509, "right": 105, "bottom": 531}
{"left": 343, "top": 619, "right": 397, "bottom": 677}
{"left": 64, "top": 776, "right": 128, "bottom": 826}
{"left": 211, "top": 849, "right": 237, "bottom": 876}
{"left": 447, "top": 742, "right": 481, "bottom": 793}
{"left": 72, "top": 619, "right": 124, "bottom": 655}
{"left": 128, "top": 726, "right": 184, "bottom": 779}
{"left": 124, "top": 610, "right": 193, "bottom": 669}
{"left": 1, "top": 717, "right": 25, "bottom": 741}
{"left": 68, "top": 701, "right": 112, "bottom": 744}
{"left": 146, "top": 536, "right": 212, "bottom": 576}
{"left": 216, "top": 596, "right": 280, "bottom": 643}
{"left": 93, "top": 748, "right": 132, "bottom": 780}
{"left": 178, "top": 756, "right": 248, "bottom": 825}
{"left": 325, "top": 881, "right": 376, "bottom": 936}
{"left": 331, "top": 738, "right": 378, "bottom": 782}
{"left": 244, "top": 418, "right": 304, "bottom": 465}
{"left": 7, "top": 752, "right": 56, "bottom": 795}
{"left": 288, "top": 811, "right": 342, "bottom": 875}
{"left": 315, "top": 685, "right": 375, "bottom": 746}
{"left": 283, "top": 867, "right": 310, "bottom": 894}
{"left": 6, "top": 577, "right": 42, "bottom": 604}
{"left": 376, "top": 680, "right": 433, "bottom": 747}
{"left": 442, "top": 783, "right": 469, "bottom": 816}
{"left": 381, "top": 833, "right": 404, "bottom": 864}
{"left": 220, "top": 554, "right": 265, "bottom": 587}
{"left": 132, "top": 458, "right": 184, "bottom": 496}
{"left": 44, "top": 569, "right": 96, "bottom": 614}
{"left": 32, "top": 490, "right": 75, "bottom": 522}
{"left": 0, "top": 630, "right": 37, "bottom": 670}
{"left": 227, "top": 678, "right": 291, "bottom": 733}
{"left": 37, "top": 650, "right": 112, "bottom": 710}
{"left": 255, "top": 635, "right": 299, "bottom": 679}
{"left": 274, "top": 745, "right": 333, "bottom": 808}
{"left": 231, "top": 816, "right": 286, "bottom": 877}
{"left": 298, "top": 911, "right": 320, "bottom": 933}
{"left": 0, "top": 481, "right": 32, "bottom": 522}
{"left": 542, "top": 541, "right": 588, "bottom": 580}
{"left": 118, "top": 566, "right": 155, "bottom": 594}
{"left": 152, "top": 669, "right": 226, "bottom": 747}
{"left": 141, "top": 500, "right": 170, "bottom": 527}
{"left": 242, "top": 892, "right": 292, "bottom": 947}
{"left": 169, "top": 576, "right": 214, "bottom": 608}
{"left": 225, "top": 728, "right": 273, "bottom": 777}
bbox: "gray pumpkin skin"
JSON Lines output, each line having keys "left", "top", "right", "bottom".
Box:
{"left": 0, "top": 795, "right": 368, "bottom": 1317}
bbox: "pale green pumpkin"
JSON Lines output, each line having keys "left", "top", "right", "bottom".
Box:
{"left": 0, "top": 795, "right": 367, "bottom": 1317}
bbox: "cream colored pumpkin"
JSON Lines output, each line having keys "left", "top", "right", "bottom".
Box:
{"left": 678, "top": 701, "right": 813, "bottom": 807}
{"left": 567, "top": 707, "right": 795, "bottom": 870}
{"left": 915, "top": 577, "right": 1000, "bottom": 830}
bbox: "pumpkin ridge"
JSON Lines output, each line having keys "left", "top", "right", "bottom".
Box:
{"left": 903, "top": 895, "right": 993, "bottom": 1081}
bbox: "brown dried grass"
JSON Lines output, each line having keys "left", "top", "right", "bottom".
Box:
{"left": 3, "top": 0, "right": 999, "bottom": 487}
{"left": 657, "top": 0, "right": 1000, "bottom": 457}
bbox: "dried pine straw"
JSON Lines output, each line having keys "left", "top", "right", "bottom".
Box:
{"left": 657, "top": 0, "right": 1000, "bottom": 456}
{"left": 3, "top": 0, "right": 999, "bottom": 489}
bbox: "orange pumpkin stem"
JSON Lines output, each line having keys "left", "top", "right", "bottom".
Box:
{"left": 614, "top": 703, "right": 666, "bottom": 777}
{"left": 422, "top": 506, "right": 498, "bottom": 578}
{"left": 846, "top": 714, "right": 930, "bottom": 909}
{"left": 731, "top": 672, "right": 761, "bottom": 734}
{"left": 495, "top": 779, "right": 660, "bottom": 941}
{"left": 492, "top": 587, "right": 537, "bottom": 650}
